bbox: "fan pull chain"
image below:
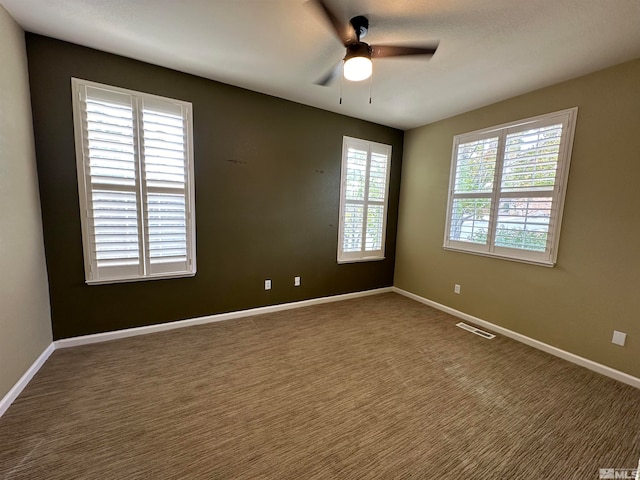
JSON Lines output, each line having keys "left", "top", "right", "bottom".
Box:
{"left": 339, "top": 67, "right": 344, "bottom": 105}
{"left": 368, "top": 68, "right": 373, "bottom": 104}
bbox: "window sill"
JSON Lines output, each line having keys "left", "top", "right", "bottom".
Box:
{"left": 337, "top": 256, "right": 386, "bottom": 264}
{"left": 443, "top": 246, "right": 555, "bottom": 267}
{"left": 86, "top": 271, "right": 196, "bottom": 285}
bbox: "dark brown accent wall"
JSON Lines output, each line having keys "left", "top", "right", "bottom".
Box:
{"left": 26, "top": 34, "right": 403, "bottom": 340}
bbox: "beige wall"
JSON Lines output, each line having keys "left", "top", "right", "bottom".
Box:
{"left": 395, "top": 58, "right": 640, "bottom": 378}
{"left": 0, "top": 6, "right": 52, "bottom": 400}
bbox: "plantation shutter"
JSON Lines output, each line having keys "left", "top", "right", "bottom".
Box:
{"left": 73, "top": 79, "right": 196, "bottom": 284}
{"left": 141, "top": 97, "right": 191, "bottom": 275}
{"left": 493, "top": 119, "right": 565, "bottom": 256}
{"left": 338, "top": 137, "right": 392, "bottom": 263}
{"left": 444, "top": 108, "right": 577, "bottom": 266}
{"left": 448, "top": 135, "right": 499, "bottom": 250}
{"left": 81, "top": 86, "right": 141, "bottom": 280}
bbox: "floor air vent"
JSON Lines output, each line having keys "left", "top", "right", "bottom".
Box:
{"left": 456, "top": 322, "right": 496, "bottom": 339}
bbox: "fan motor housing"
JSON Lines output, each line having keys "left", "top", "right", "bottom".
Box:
{"left": 344, "top": 42, "right": 371, "bottom": 60}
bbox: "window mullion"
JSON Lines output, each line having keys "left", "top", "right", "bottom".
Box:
{"left": 487, "top": 131, "right": 507, "bottom": 252}
{"left": 360, "top": 144, "right": 373, "bottom": 253}
{"left": 497, "top": 190, "right": 554, "bottom": 199}
{"left": 132, "top": 96, "right": 148, "bottom": 276}
{"left": 452, "top": 192, "right": 493, "bottom": 200}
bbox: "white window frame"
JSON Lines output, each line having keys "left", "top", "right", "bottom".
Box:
{"left": 338, "top": 136, "right": 392, "bottom": 263}
{"left": 72, "top": 78, "right": 196, "bottom": 284}
{"left": 444, "top": 107, "right": 578, "bottom": 266}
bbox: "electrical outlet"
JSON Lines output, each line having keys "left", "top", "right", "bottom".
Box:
{"left": 612, "top": 330, "right": 626, "bottom": 347}
{"left": 294, "top": 276, "right": 301, "bottom": 287}
{"left": 454, "top": 284, "right": 461, "bottom": 294}
{"left": 264, "top": 279, "right": 272, "bottom": 290}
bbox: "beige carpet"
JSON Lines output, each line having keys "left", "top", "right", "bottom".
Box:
{"left": 1, "top": 293, "right": 639, "bottom": 479}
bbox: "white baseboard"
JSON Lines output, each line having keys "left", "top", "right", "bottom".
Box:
{"left": 393, "top": 287, "right": 640, "bottom": 389}
{"left": 9, "top": 284, "right": 633, "bottom": 421}
{"left": 0, "top": 343, "right": 55, "bottom": 418}
{"left": 2, "top": 287, "right": 392, "bottom": 418}
{"left": 55, "top": 287, "right": 394, "bottom": 349}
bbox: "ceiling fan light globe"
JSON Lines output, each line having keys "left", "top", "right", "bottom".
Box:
{"left": 343, "top": 56, "right": 372, "bottom": 82}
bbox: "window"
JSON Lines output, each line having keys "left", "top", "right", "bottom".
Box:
{"left": 444, "top": 108, "right": 577, "bottom": 266}
{"left": 338, "top": 136, "right": 392, "bottom": 263}
{"left": 72, "top": 79, "right": 196, "bottom": 284}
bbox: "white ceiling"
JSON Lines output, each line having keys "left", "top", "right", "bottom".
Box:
{"left": 3, "top": 0, "right": 640, "bottom": 130}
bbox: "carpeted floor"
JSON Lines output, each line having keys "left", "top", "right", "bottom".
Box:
{"left": 1, "top": 292, "right": 639, "bottom": 479}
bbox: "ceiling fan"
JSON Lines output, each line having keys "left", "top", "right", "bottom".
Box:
{"left": 311, "top": 0, "right": 439, "bottom": 85}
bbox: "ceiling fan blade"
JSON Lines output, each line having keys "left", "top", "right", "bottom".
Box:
{"left": 315, "top": 61, "right": 343, "bottom": 86}
{"left": 309, "top": 0, "right": 355, "bottom": 45}
{"left": 371, "top": 44, "right": 439, "bottom": 58}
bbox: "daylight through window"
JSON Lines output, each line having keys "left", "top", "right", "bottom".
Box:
{"left": 444, "top": 108, "right": 577, "bottom": 266}
{"left": 72, "top": 79, "right": 196, "bottom": 284}
{"left": 338, "top": 136, "right": 392, "bottom": 263}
